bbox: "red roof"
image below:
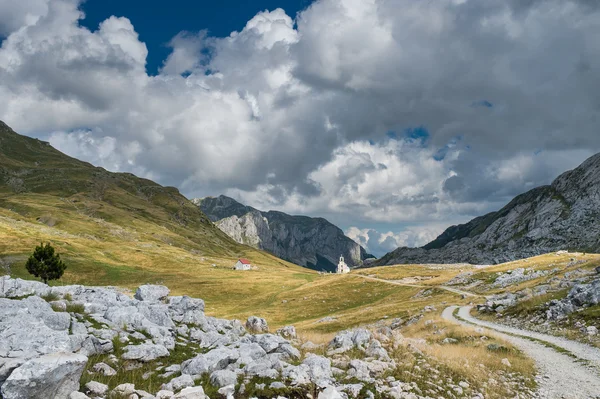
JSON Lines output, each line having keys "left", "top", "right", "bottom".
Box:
{"left": 238, "top": 258, "right": 251, "bottom": 264}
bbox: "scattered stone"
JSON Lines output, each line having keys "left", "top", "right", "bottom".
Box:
{"left": 210, "top": 369, "right": 238, "bottom": 388}
{"left": 246, "top": 316, "right": 269, "bottom": 333}
{"left": 173, "top": 386, "right": 210, "bottom": 399}
{"left": 156, "top": 390, "right": 175, "bottom": 399}
{"left": 162, "top": 374, "right": 195, "bottom": 392}
{"left": 110, "top": 383, "right": 136, "bottom": 398}
{"left": 276, "top": 325, "right": 297, "bottom": 339}
{"left": 92, "top": 362, "right": 117, "bottom": 376}
{"left": 442, "top": 338, "right": 458, "bottom": 344}
{"left": 122, "top": 344, "right": 170, "bottom": 362}
{"left": 318, "top": 386, "right": 344, "bottom": 399}
{"left": 85, "top": 381, "right": 109, "bottom": 397}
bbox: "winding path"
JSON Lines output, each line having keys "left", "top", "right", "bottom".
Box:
{"left": 355, "top": 274, "right": 480, "bottom": 297}
{"left": 443, "top": 305, "right": 600, "bottom": 399}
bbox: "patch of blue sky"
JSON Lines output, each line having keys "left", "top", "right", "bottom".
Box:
{"left": 471, "top": 100, "right": 494, "bottom": 108}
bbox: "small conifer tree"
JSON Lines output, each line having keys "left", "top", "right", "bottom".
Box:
{"left": 25, "top": 242, "right": 67, "bottom": 284}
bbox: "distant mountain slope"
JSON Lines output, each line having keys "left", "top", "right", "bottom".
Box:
{"left": 375, "top": 153, "right": 600, "bottom": 266}
{"left": 195, "top": 195, "right": 372, "bottom": 271}
{"left": 0, "top": 121, "right": 253, "bottom": 259}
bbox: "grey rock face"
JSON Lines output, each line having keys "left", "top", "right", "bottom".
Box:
{"left": 1, "top": 353, "right": 87, "bottom": 399}
{"left": 195, "top": 195, "right": 371, "bottom": 271}
{"left": 374, "top": 153, "right": 600, "bottom": 265}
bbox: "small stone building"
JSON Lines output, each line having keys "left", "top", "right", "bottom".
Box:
{"left": 234, "top": 258, "right": 252, "bottom": 271}
{"left": 336, "top": 255, "right": 350, "bottom": 274}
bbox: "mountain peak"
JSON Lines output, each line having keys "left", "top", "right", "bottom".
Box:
{"left": 196, "top": 195, "right": 371, "bottom": 271}
{"left": 375, "top": 151, "right": 600, "bottom": 266}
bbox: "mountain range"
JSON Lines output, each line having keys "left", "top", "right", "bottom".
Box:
{"left": 374, "top": 152, "right": 600, "bottom": 266}
{"left": 3, "top": 117, "right": 600, "bottom": 271}
{"left": 194, "top": 195, "right": 372, "bottom": 272}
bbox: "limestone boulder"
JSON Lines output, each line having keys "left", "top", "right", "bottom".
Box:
{"left": 173, "top": 386, "right": 210, "bottom": 399}
{"left": 84, "top": 381, "right": 109, "bottom": 397}
{"left": 0, "top": 298, "right": 72, "bottom": 365}
{"left": 168, "top": 296, "right": 205, "bottom": 325}
{"left": 135, "top": 285, "right": 170, "bottom": 302}
{"left": 122, "top": 344, "right": 169, "bottom": 362}
{"left": 0, "top": 276, "right": 50, "bottom": 298}
{"left": 162, "top": 374, "right": 195, "bottom": 392}
{"left": 1, "top": 353, "right": 87, "bottom": 399}
{"left": 210, "top": 369, "right": 238, "bottom": 388}
{"left": 181, "top": 347, "right": 240, "bottom": 375}
{"left": 246, "top": 316, "right": 268, "bottom": 333}
{"left": 276, "top": 325, "right": 297, "bottom": 339}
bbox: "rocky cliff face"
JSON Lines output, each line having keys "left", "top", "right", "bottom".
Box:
{"left": 375, "top": 153, "right": 600, "bottom": 266}
{"left": 195, "top": 196, "right": 370, "bottom": 271}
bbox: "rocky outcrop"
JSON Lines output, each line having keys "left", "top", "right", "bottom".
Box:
{"left": 195, "top": 195, "right": 372, "bottom": 271}
{"left": 0, "top": 277, "right": 405, "bottom": 399}
{"left": 0, "top": 276, "right": 532, "bottom": 398}
{"left": 375, "top": 153, "right": 600, "bottom": 266}
{"left": 547, "top": 279, "right": 600, "bottom": 320}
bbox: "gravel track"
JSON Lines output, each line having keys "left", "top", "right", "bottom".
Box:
{"left": 443, "top": 305, "right": 600, "bottom": 399}
{"left": 355, "top": 274, "right": 480, "bottom": 297}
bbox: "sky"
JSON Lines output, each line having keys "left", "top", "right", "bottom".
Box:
{"left": 1, "top": 0, "right": 599, "bottom": 257}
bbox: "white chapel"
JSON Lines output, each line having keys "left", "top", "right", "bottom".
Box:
{"left": 336, "top": 255, "right": 350, "bottom": 274}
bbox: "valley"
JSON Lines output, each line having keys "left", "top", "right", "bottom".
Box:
{"left": 2, "top": 121, "right": 600, "bottom": 398}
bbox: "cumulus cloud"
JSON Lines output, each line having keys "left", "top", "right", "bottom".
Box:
{"left": 346, "top": 226, "right": 446, "bottom": 257}
{"left": 1, "top": 0, "right": 600, "bottom": 251}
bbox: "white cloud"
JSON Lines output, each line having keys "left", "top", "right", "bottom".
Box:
{"left": 346, "top": 225, "right": 446, "bottom": 257}
{"left": 1, "top": 0, "right": 600, "bottom": 250}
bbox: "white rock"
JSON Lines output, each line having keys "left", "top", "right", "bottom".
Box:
{"left": 276, "top": 325, "right": 297, "bottom": 339}
{"left": 173, "top": 386, "right": 209, "bottom": 399}
{"left": 210, "top": 369, "right": 238, "bottom": 387}
{"left": 181, "top": 347, "right": 240, "bottom": 375}
{"left": 156, "top": 390, "right": 175, "bottom": 399}
{"left": 0, "top": 276, "right": 50, "bottom": 298}
{"left": 85, "top": 381, "right": 109, "bottom": 397}
{"left": 318, "top": 386, "right": 344, "bottom": 399}
{"left": 92, "top": 362, "right": 117, "bottom": 376}
{"left": 69, "top": 392, "right": 90, "bottom": 399}
{"left": 501, "top": 358, "right": 512, "bottom": 367}
{"left": 111, "top": 383, "right": 136, "bottom": 397}
{"left": 122, "top": 344, "right": 169, "bottom": 362}
{"left": 246, "top": 316, "right": 269, "bottom": 333}
{"left": 135, "top": 285, "right": 170, "bottom": 302}
{"left": 162, "top": 374, "right": 195, "bottom": 392}
{"left": 587, "top": 326, "right": 598, "bottom": 336}
{"left": 1, "top": 353, "right": 87, "bottom": 399}
{"left": 303, "top": 354, "right": 333, "bottom": 387}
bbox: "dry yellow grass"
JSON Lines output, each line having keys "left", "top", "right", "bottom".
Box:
{"left": 398, "top": 317, "right": 537, "bottom": 398}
